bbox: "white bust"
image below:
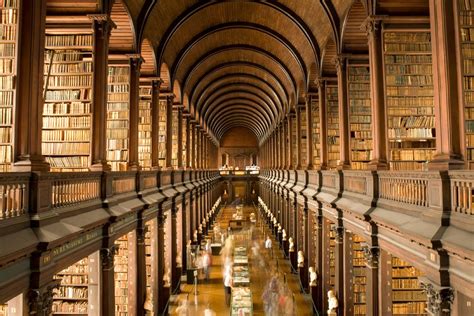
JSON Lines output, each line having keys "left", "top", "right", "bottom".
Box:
{"left": 198, "top": 224, "right": 202, "bottom": 233}
{"left": 288, "top": 237, "right": 294, "bottom": 252}
{"left": 327, "top": 290, "right": 338, "bottom": 315}
{"left": 282, "top": 229, "right": 287, "bottom": 240}
{"left": 297, "top": 250, "right": 304, "bottom": 267}
{"left": 193, "top": 230, "right": 198, "bottom": 242}
{"left": 309, "top": 267, "right": 317, "bottom": 286}
{"left": 273, "top": 217, "right": 277, "bottom": 225}
{"left": 278, "top": 224, "right": 282, "bottom": 233}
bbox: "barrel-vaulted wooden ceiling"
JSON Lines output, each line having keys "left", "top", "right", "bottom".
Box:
{"left": 47, "top": 0, "right": 430, "bottom": 144}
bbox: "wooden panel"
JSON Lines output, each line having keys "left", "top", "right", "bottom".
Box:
{"left": 47, "top": 0, "right": 99, "bottom": 14}
{"left": 110, "top": 0, "right": 135, "bottom": 52}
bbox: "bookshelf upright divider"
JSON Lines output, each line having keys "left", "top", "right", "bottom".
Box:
{"left": 326, "top": 83, "right": 340, "bottom": 169}
{"left": 139, "top": 79, "right": 152, "bottom": 170}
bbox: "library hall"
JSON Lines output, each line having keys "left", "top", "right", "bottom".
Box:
{"left": 0, "top": 0, "right": 473, "bottom": 315}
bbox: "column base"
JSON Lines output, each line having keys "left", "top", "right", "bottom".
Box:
{"left": 128, "top": 162, "right": 141, "bottom": 171}
{"left": 316, "top": 164, "right": 327, "bottom": 171}
{"left": 367, "top": 159, "right": 389, "bottom": 171}
{"left": 89, "top": 161, "right": 111, "bottom": 172}
{"left": 428, "top": 155, "right": 465, "bottom": 171}
{"left": 12, "top": 157, "right": 50, "bottom": 172}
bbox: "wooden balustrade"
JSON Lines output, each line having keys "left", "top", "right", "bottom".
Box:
{"left": 0, "top": 173, "right": 29, "bottom": 219}
{"left": 371, "top": 172, "right": 430, "bottom": 207}
{"left": 51, "top": 173, "right": 101, "bottom": 208}
{"left": 142, "top": 172, "right": 158, "bottom": 189}
{"left": 112, "top": 172, "right": 137, "bottom": 194}
{"left": 449, "top": 171, "right": 474, "bottom": 216}
{"left": 321, "top": 171, "right": 337, "bottom": 190}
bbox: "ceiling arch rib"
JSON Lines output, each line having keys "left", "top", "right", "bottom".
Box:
{"left": 200, "top": 87, "right": 278, "bottom": 124}
{"left": 213, "top": 115, "right": 266, "bottom": 139}
{"left": 188, "top": 61, "right": 293, "bottom": 115}
{"left": 197, "top": 80, "right": 284, "bottom": 115}
{"left": 205, "top": 99, "right": 272, "bottom": 133}
{"left": 209, "top": 107, "right": 269, "bottom": 136}
{"left": 218, "top": 123, "right": 262, "bottom": 141}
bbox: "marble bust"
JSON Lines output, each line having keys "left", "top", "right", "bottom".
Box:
{"left": 288, "top": 237, "right": 294, "bottom": 252}
{"left": 297, "top": 250, "right": 304, "bottom": 267}
{"left": 309, "top": 267, "right": 317, "bottom": 286}
{"left": 327, "top": 290, "right": 338, "bottom": 315}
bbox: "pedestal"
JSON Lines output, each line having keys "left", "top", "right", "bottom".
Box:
{"left": 187, "top": 268, "right": 197, "bottom": 284}
{"left": 278, "top": 232, "right": 283, "bottom": 248}
{"left": 310, "top": 285, "right": 318, "bottom": 314}
{"left": 299, "top": 267, "right": 308, "bottom": 293}
{"left": 157, "top": 286, "right": 170, "bottom": 315}
{"left": 283, "top": 240, "right": 289, "bottom": 258}
{"left": 289, "top": 250, "right": 296, "bottom": 272}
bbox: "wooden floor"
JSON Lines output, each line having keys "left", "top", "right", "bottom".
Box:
{"left": 169, "top": 205, "right": 314, "bottom": 315}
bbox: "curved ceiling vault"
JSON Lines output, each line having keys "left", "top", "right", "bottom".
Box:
{"left": 136, "top": 0, "right": 356, "bottom": 143}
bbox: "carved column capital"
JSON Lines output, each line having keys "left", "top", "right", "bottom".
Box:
{"left": 28, "top": 281, "right": 60, "bottom": 316}
{"left": 333, "top": 55, "right": 346, "bottom": 73}
{"left": 362, "top": 15, "right": 383, "bottom": 38}
{"left": 419, "top": 277, "right": 455, "bottom": 315}
{"left": 100, "top": 246, "right": 116, "bottom": 270}
{"left": 137, "top": 226, "right": 147, "bottom": 245}
{"left": 88, "top": 14, "right": 116, "bottom": 38}
{"left": 362, "top": 245, "right": 380, "bottom": 267}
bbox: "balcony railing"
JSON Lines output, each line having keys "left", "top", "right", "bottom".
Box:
{"left": 0, "top": 173, "right": 29, "bottom": 219}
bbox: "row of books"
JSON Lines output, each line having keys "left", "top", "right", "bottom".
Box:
{"left": 107, "top": 139, "right": 128, "bottom": 149}
{"left": 386, "top": 96, "right": 433, "bottom": 108}
{"left": 0, "top": 24, "right": 15, "bottom": 41}
{"left": 348, "top": 74, "right": 369, "bottom": 81}
{"left": 42, "top": 142, "right": 90, "bottom": 155}
{"left": 45, "top": 89, "right": 90, "bottom": 101}
{"left": 45, "top": 35, "right": 93, "bottom": 48}
{"left": 108, "top": 94, "right": 130, "bottom": 102}
{"left": 0, "top": 145, "right": 11, "bottom": 163}
{"left": 386, "top": 75, "right": 433, "bottom": 86}
{"left": 385, "top": 64, "right": 432, "bottom": 75}
{"left": 388, "top": 116, "right": 434, "bottom": 128}
{"left": 43, "top": 116, "right": 90, "bottom": 129}
{"left": 107, "top": 150, "right": 128, "bottom": 161}
{"left": 107, "top": 111, "right": 129, "bottom": 120}
{"left": 0, "top": 43, "right": 14, "bottom": 57}
{"left": 52, "top": 301, "right": 88, "bottom": 314}
{"left": 350, "top": 100, "right": 371, "bottom": 108}
{"left": 351, "top": 139, "right": 373, "bottom": 149}
{"left": 46, "top": 51, "right": 90, "bottom": 63}
{"left": 386, "top": 86, "right": 433, "bottom": 96}
{"left": 46, "top": 156, "right": 89, "bottom": 168}
{"left": 47, "top": 75, "right": 91, "bottom": 87}
{"left": 43, "top": 102, "right": 90, "bottom": 115}
{"left": 0, "top": 127, "right": 10, "bottom": 142}
{"left": 0, "top": 91, "right": 13, "bottom": 105}
{"left": 54, "top": 287, "right": 88, "bottom": 299}
{"left": 384, "top": 55, "right": 432, "bottom": 64}
{"left": 462, "top": 44, "right": 474, "bottom": 58}
{"left": 108, "top": 84, "right": 129, "bottom": 93}
{"left": 384, "top": 43, "right": 431, "bottom": 53}
{"left": 460, "top": 0, "right": 474, "bottom": 10}
{"left": 461, "top": 27, "right": 474, "bottom": 42}
{"left": 106, "top": 121, "right": 129, "bottom": 129}
{"left": 387, "top": 106, "right": 434, "bottom": 116}
{"left": 392, "top": 302, "right": 427, "bottom": 314}
{"left": 0, "top": 107, "right": 11, "bottom": 124}
{"left": 388, "top": 128, "right": 434, "bottom": 139}
{"left": 47, "top": 62, "right": 93, "bottom": 74}
{"left": 390, "top": 149, "right": 433, "bottom": 161}
{"left": 384, "top": 32, "right": 431, "bottom": 42}
{"left": 389, "top": 140, "right": 434, "bottom": 149}
{"left": 1, "top": 9, "right": 17, "bottom": 26}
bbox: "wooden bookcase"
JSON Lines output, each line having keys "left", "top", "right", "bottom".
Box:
{"left": 0, "top": 0, "right": 18, "bottom": 172}
{"left": 383, "top": 29, "right": 435, "bottom": 171}
{"left": 106, "top": 63, "right": 130, "bottom": 171}
{"left": 181, "top": 116, "right": 187, "bottom": 167}
{"left": 291, "top": 114, "right": 297, "bottom": 167}
{"left": 347, "top": 60, "right": 372, "bottom": 170}
{"left": 322, "top": 219, "right": 336, "bottom": 313}
{"left": 300, "top": 107, "right": 308, "bottom": 167}
{"left": 458, "top": 0, "right": 474, "bottom": 168}
{"left": 158, "top": 98, "right": 167, "bottom": 168}
{"left": 326, "top": 84, "right": 339, "bottom": 169}
{"left": 114, "top": 232, "right": 136, "bottom": 316}
{"left": 138, "top": 83, "right": 152, "bottom": 170}
{"left": 351, "top": 234, "right": 367, "bottom": 315}
{"left": 52, "top": 258, "right": 90, "bottom": 315}
{"left": 310, "top": 95, "right": 321, "bottom": 167}
{"left": 171, "top": 108, "right": 178, "bottom": 168}
{"left": 390, "top": 256, "right": 427, "bottom": 315}
{"left": 145, "top": 220, "right": 155, "bottom": 314}
{"left": 0, "top": 304, "right": 6, "bottom": 315}
{"left": 43, "top": 31, "right": 93, "bottom": 172}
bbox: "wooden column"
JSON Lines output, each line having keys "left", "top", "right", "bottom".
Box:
{"left": 88, "top": 14, "right": 114, "bottom": 171}
{"left": 151, "top": 79, "right": 162, "bottom": 169}
{"left": 128, "top": 55, "right": 142, "bottom": 171}
{"left": 334, "top": 227, "right": 345, "bottom": 316}
{"left": 306, "top": 95, "right": 314, "bottom": 169}
{"left": 317, "top": 79, "right": 328, "bottom": 170}
{"left": 364, "top": 17, "right": 389, "bottom": 170}
{"left": 136, "top": 225, "right": 147, "bottom": 316}
{"left": 315, "top": 215, "right": 323, "bottom": 313}
{"left": 177, "top": 107, "right": 183, "bottom": 169}
{"left": 13, "top": 0, "right": 49, "bottom": 171}
{"left": 296, "top": 105, "right": 303, "bottom": 169}
{"left": 269, "top": 133, "right": 274, "bottom": 169}
{"left": 283, "top": 118, "right": 288, "bottom": 169}
{"left": 100, "top": 247, "right": 115, "bottom": 315}
{"left": 364, "top": 246, "right": 380, "bottom": 316}
{"left": 165, "top": 96, "right": 174, "bottom": 169}
{"left": 170, "top": 207, "right": 179, "bottom": 293}
{"left": 279, "top": 122, "right": 284, "bottom": 169}
{"left": 185, "top": 117, "right": 191, "bottom": 168}
{"left": 288, "top": 114, "right": 294, "bottom": 169}
{"left": 335, "top": 56, "right": 351, "bottom": 169}
{"left": 428, "top": 0, "right": 465, "bottom": 169}
{"left": 156, "top": 212, "right": 166, "bottom": 314}
{"left": 196, "top": 128, "right": 201, "bottom": 169}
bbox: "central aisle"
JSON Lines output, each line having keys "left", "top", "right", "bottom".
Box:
{"left": 170, "top": 204, "right": 314, "bottom": 315}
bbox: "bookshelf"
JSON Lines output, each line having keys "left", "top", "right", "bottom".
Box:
{"left": 348, "top": 62, "right": 372, "bottom": 170}
{"left": 390, "top": 255, "right": 427, "bottom": 315}
{"left": 351, "top": 234, "right": 367, "bottom": 315}
{"left": 326, "top": 84, "right": 340, "bottom": 169}
{"left": 115, "top": 234, "right": 131, "bottom": 316}
{"left": 291, "top": 115, "right": 297, "bottom": 167}
{"left": 106, "top": 64, "right": 130, "bottom": 171}
{"left": 0, "top": 0, "right": 17, "bottom": 172}
{"left": 52, "top": 258, "right": 89, "bottom": 315}
{"left": 300, "top": 107, "right": 308, "bottom": 167}
{"left": 383, "top": 30, "right": 435, "bottom": 171}
{"left": 0, "top": 304, "right": 7, "bottom": 316}
{"left": 158, "top": 99, "right": 167, "bottom": 168}
{"left": 458, "top": 0, "right": 474, "bottom": 168}
{"left": 139, "top": 84, "right": 152, "bottom": 170}
{"left": 43, "top": 32, "right": 93, "bottom": 172}
{"left": 171, "top": 109, "right": 178, "bottom": 168}
{"left": 310, "top": 95, "right": 321, "bottom": 167}
{"left": 182, "top": 116, "right": 187, "bottom": 167}
{"left": 145, "top": 220, "right": 154, "bottom": 314}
